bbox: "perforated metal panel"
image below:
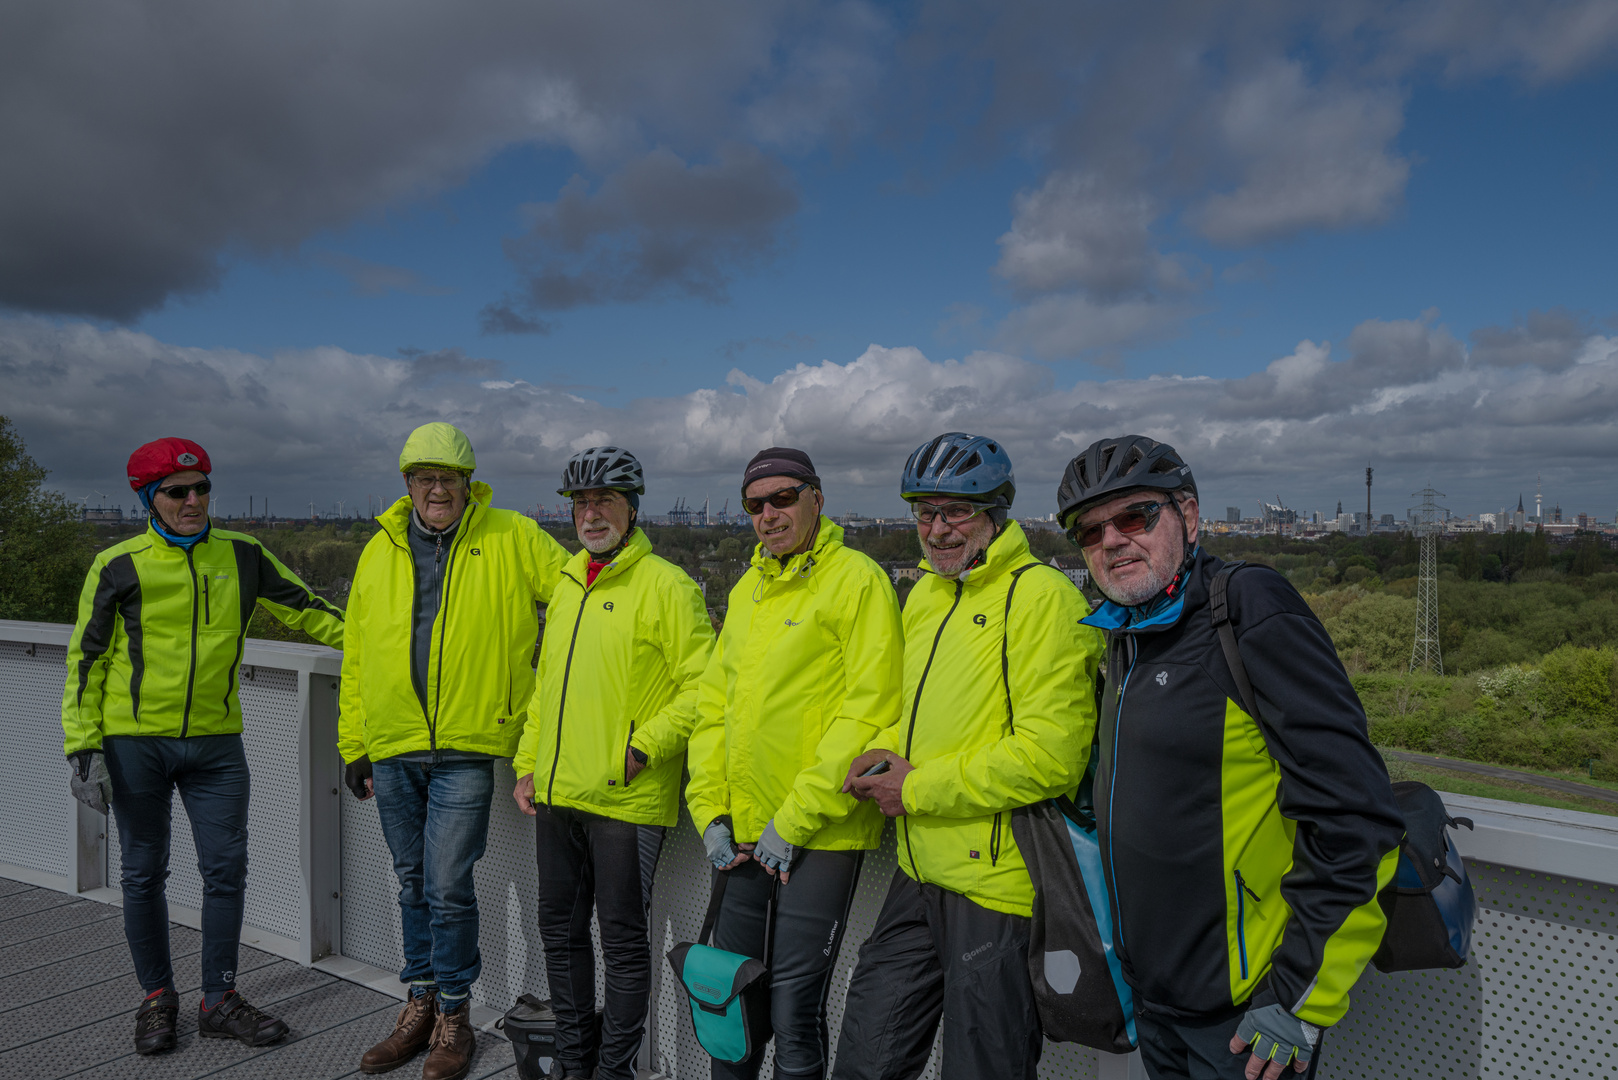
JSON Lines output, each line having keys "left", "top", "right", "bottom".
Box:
{"left": 107, "top": 664, "right": 308, "bottom": 941}
{"left": 0, "top": 641, "right": 71, "bottom": 876}
{"left": 1323, "top": 859, "right": 1618, "bottom": 1080}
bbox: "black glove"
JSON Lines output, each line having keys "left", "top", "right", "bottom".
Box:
{"left": 344, "top": 755, "right": 373, "bottom": 800}
{"left": 70, "top": 750, "right": 112, "bottom": 814}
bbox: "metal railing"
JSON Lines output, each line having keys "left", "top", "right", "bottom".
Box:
{"left": 2, "top": 620, "right": 1614, "bottom": 1080}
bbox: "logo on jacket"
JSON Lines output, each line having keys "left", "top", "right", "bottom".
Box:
{"left": 962, "top": 941, "right": 994, "bottom": 963}
{"left": 784, "top": 618, "right": 803, "bottom": 627}
{"left": 470, "top": 548, "right": 482, "bottom": 555}
{"left": 1155, "top": 670, "right": 1169, "bottom": 686}
{"left": 604, "top": 601, "right": 614, "bottom": 611}
{"left": 972, "top": 614, "right": 987, "bottom": 627}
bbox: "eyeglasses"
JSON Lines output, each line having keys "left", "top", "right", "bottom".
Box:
{"left": 742, "top": 482, "right": 813, "bottom": 516}
{"left": 407, "top": 473, "right": 465, "bottom": 491}
{"left": 1070, "top": 501, "right": 1164, "bottom": 548}
{"left": 155, "top": 480, "right": 212, "bottom": 500}
{"left": 910, "top": 501, "right": 989, "bottom": 526}
{"left": 571, "top": 492, "right": 625, "bottom": 512}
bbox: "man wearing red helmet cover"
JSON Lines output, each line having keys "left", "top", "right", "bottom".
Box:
{"left": 62, "top": 438, "right": 345, "bottom": 1057}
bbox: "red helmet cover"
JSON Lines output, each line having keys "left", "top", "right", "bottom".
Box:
{"left": 127, "top": 438, "right": 212, "bottom": 491}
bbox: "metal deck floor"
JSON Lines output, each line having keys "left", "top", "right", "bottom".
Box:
{"left": 0, "top": 877, "right": 519, "bottom": 1080}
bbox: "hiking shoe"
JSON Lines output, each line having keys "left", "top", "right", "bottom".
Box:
{"left": 360, "top": 992, "right": 439, "bottom": 1073}
{"left": 421, "top": 1000, "right": 475, "bottom": 1080}
{"left": 197, "top": 990, "right": 290, "bottom": 1046}
{"left": 134, "top": 988, "right": 178, "bottom": 1054}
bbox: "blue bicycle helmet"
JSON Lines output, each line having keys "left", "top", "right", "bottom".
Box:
{"left": 901, "top": 432, "right": 1015, "bottom": 506}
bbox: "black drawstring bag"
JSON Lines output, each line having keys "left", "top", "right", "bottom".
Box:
{"left": 1372, "top": 782, "right": 1476, "bottom": 972}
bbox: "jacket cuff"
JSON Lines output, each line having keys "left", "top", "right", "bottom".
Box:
{"left": 627, "top": 731, "right": 657, "bottom": 769}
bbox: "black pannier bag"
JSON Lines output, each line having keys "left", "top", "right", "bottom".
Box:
{"left": 497, "top": 994, "right": 559, "bottom": 1080}
{"left": 1372, "top": 781, "right": 1476, "bottom": 972}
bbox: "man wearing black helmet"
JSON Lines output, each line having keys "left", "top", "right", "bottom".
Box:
{"left": 1057, "top": 437, "right": 1403, "bottom": 1080}
{"left": 513, "top": 447, "right": 715, "bottom": 1080}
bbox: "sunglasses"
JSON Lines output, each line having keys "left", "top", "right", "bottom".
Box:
{"left": 1070, "top": 501, "right": 1163, "bottom": 548}
{"left": 910, "top": 501, "right": 989, "bottom": 526}
{"left": 742, "top": 481, "right": 813, "bottom": 516}
{"left": 571, "top": 492, "right": 625, "bottom": 512}
{"left": 407, "top": 472, "right": 466, "bottom": 491}
{"left": 155, "top": 480, "right": 212, "bottom": 500}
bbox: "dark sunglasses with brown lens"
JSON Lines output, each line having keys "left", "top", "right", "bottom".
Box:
{"left": 741, "top": 481, "right": 813, "bottom": 516}
{"left": 155, "top": 480, "right": 212, "bottom": 500}
{"left": 1068, "top": 501, "right": 1163, "bottom": 548}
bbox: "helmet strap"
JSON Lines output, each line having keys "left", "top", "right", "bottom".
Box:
{"left": 1162, "top": 496, "right": 1197, "bottom": 600}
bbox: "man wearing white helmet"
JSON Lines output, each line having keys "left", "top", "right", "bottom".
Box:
{"left": 340, "top": 423, "right": 568, "bottom": 1080}
{"left": 512, "top": 447, "right": 715, "bottom": 1080}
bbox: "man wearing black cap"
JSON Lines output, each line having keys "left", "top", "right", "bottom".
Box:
{"left": 686, "top": 447, "right": 904, "bottom": 1080}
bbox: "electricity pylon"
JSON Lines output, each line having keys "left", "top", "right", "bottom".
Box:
{"left": 1409, "top": 486, "right": 1446, "bottom": 675}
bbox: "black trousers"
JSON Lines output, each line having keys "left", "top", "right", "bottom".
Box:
{"left": 103, "top": 734, "right": 250, "bottom": 996}
{"left": 833, "top": 870, "right": 1041, "bottom": 1080}
{"left": 710, "top": 850, "right": 864, "bottom": 1080}
{"left": 534, "top": 805, "right": 664, "bottom": 1080}
{"left": 1136, "top": 1007, "right": 1324, "bottom": 1080}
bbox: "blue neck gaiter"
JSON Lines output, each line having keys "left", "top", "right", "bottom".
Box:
{"left": 140, "top": 481, "right": 211, "bottom": 551}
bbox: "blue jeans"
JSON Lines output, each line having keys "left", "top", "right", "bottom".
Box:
{"left": 371, "top": 757, "right": 493, "bottom": 1000}
{"left": 103, "top": 734, "right": 251, "bottom": 996}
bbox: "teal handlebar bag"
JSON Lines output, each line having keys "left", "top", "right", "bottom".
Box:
{"left": 666, "top": 870, "right": 778, "bottom": 1064}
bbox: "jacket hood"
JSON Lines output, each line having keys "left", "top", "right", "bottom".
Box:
{"left": 749, "top": 516, "right": 843, "bottom": 579}
{"left": 378, "top": 481, "right": 493, "bottom": 543}
{"left": 918, "top": 519, "right": 1031, "bottom": 586}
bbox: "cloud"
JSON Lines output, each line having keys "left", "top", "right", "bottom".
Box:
{"left": 313, "top": 252, "right": 453, "bottom": 298}
{"left": 7, "top": 314, "right": 1617, "bottom": 517}
{"left": 1470, "top": 308, "right": 1593, "bottom": 370}
{"left": 477, "top": 301, "right": 554, "bottom": 337}
{"left": 0, "top": 1, "right": 869, "bottom": 322}
{"left": 498, "top": 145, "right": 799, "bottom": 313}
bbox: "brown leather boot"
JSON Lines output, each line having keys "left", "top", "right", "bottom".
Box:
{"left": 360, "top": 993, "right": 438, "bottom": 1074}
{"left": 421, "top": 999, "right": 475, "bottom": 1080}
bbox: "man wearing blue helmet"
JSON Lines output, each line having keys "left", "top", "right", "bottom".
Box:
{"left": 834, "top": 433, "right": 1105, "bottom": 1080}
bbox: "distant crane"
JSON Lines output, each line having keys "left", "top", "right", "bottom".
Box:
{"left": 716, "top": 499, "right": 730, "bottom": 524}
{"left": 669, "top": 497, "right": 693, "bottom": 526}
{"left": 699, "top": 495, "right": 710, "bottom": 527}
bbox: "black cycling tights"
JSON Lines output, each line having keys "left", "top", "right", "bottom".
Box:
{"left": 710, "top": 849, "right": 864, "bottom": 1080}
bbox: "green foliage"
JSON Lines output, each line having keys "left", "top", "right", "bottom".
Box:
{"left": 0, "top": 417, "right": 97, "bottom": 622}
{"left": 1317, "top": 590, "right": 1415, "bottom": 673}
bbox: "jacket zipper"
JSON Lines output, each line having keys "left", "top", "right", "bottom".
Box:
{"left": 1234, "top": 870, "right": 1261, "bottom": 979}
{"left": 1104, "top": 635, "right": 1138, "bottom": 948}
{"left": 989, "top": 812, "right": 1003, "bottom": 866}
{"left": 203, "top": 573, "right": 211, "bottom": 624}
{"left": 427, "top": 506, "right": 471, "bottom": 756}
{"left": 546, "top": 570, "right": 589, "bottom": 804}
{"left": 180, "top": 548, "right": 201, "bottom": 736}
{"left": 901, "top": 579, "right": 963, "bottom": 882}
{"left": 624, "top": 723, "right": 634, "bottom": 787}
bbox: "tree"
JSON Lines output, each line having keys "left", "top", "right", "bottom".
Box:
{"left": 1456, "top": 533, "right": 1482, "bottom": 581}
{"left": 1571, "top": 535, "right": 1604, "bottom": 577}
{"left": 0, "top": 416, "right": 96, "bottom": 621}
{"left": 1523, "top": 526, "right": 1551, "bottom": 571}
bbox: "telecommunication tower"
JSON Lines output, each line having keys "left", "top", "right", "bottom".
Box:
{"left": 1408, "top": 486, "right": 1446, "bottom": 675}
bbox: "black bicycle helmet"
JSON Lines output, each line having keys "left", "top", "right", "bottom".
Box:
{"left": 900, "top": 432, "right": 1015, "bottom": 506}
{"left": 558, "top": 446, "right": 645, "bottom": 497}
{"left": 1056, "top": 435, "right": 1195, "bottom": 530}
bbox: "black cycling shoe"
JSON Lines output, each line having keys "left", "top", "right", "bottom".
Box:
{"left": 134, "top": 988, "right": 179, "bottom": 1054}
{"left": 197, "top": 991, "right": 290, "bottom": 1046}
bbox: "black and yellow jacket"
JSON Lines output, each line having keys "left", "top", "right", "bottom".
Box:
{"left": 63, "top": 523, "right": 345, "bottom": 756}
{"left": 1084, "top": 549, "right": 1402, "bottom": 1027}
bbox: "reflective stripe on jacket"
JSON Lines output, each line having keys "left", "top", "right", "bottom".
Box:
{"left": 866, "top": 521, "right": 1102, "bottom": 917}
{"left": 337, "top": 484, "right": 567, "bottom": 762}
{"left": 512, "top": 529, "right": 714, "bottom": 827}
{"left": 1085, "top": 550, "right": 1404, "bottom": 1027}
{"left": 686, "top": 518, "right": 903, "bottom": 850}
{"left": 62, "top": 523, "right": 345, "bottom": 756}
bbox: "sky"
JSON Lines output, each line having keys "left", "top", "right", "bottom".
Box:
{"left": 3, "top": 0, "right": 1617, "bottom": 522}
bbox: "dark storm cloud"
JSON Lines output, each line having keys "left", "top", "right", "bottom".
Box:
{"left": 499, "top": 146, "right": 799, "bottom": 312}
{"left": 1470, "top": 308, "right": 1593, "bottom": 370}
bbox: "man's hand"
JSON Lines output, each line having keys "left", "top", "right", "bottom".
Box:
{"left": 625, "top": 744, "right": 647, "bottom": 784}
{"left": 344, "top": 755, "right": 374, "bottom": 801}
{"left": 1230, "top": 1004, "right": 1317, "bottom": 1080}
{"left": 69, "top": 750, "right": 111, "bottom": 815}
{"left": 513, "top": 772, "right": 538, "bottom": 816}
{"left": 754, "top": 820, "right": 796, "bottom": 884}
{"left": 842, "top": 749, "right": 889, "bottom": 794}
{"left": 703, "top": 817, "right": 749, "bottom": 870}
{"left": 850, "top": 754, "right": 914, "bottom": 817}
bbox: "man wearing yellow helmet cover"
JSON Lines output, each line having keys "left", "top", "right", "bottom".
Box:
{"left": 339, "top": 422, "right": 568, "bottom": 1080}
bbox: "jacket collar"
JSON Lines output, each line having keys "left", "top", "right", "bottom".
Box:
{"left": 750, "top": 516, "right": 842, "bottom": 581}
{"left": 565, "top": 527, "right": 650, "bottom": 588}
{"left": 378, "top": 481, "right": 493, "bottom": 545}
{"left": 918, "top": 520, "right": 1033, "bottom": 588}
{"left": 144, "top": 519, "right": 212, "bottom": 553}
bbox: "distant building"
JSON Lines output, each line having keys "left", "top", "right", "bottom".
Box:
{"left": 83, "top": 506, "right": 124, "bottom": 524}
{"left": 1226, "top": 506, "right": 1241, "bottom": 523}
{"left": 1514, "top": 495, "right": 1526, "bottom": 532}
{"left": 890, "top": 563, "right": 925, "bottom": 584}
{"left": 1047, "top": 555, "right": 1089, "bottom": 590}
{"left": 1380, "top": 513, "right": 1394, "bottom": 526}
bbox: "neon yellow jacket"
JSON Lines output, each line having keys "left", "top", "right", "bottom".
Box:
{"left": 513, "top": 529, "right": 714, "bottom": 826}
{"left": 866, "top": 522, "right": 1103, "bottom": 917}
{"left": 338, "top": 485, "right": 567, "bottom": 762}
{"left": 686, "top": 518, "right": 903, "bottom": 849}
{"left": 62, "top": 524, "right": 345, "bottom": 756}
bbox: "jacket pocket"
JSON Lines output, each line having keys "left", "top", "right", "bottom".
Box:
{"left": 1234, "top": 869, "right": 1262, "bottom": 980}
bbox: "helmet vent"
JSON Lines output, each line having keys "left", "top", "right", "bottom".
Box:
{"left": 958, "top": 451, "right": 982, "bottom": 474}
{"left": 1150, "top": 457, "right": 1180, "bottom": 475}
{"left": 1122, "top": 445, "right": 1145, "bottom": 474}
{"left": 1099, "top": 446, "right": 1116, "bottom": 474}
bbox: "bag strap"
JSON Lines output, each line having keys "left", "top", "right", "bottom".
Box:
{"left": 761, "top": 875, "right": 781, "bottom": 970}
{"left": 1209, "top": 562, "right": 1261, "bottom": 721}
{"left": 699, "top": 867, "right": 729, "bottom": 946}
{"left": 700, "top": 866, "right": 782, "bottom": 968}
{"left": 1000, "top": 562, "right": 1056, "bottom": 731}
